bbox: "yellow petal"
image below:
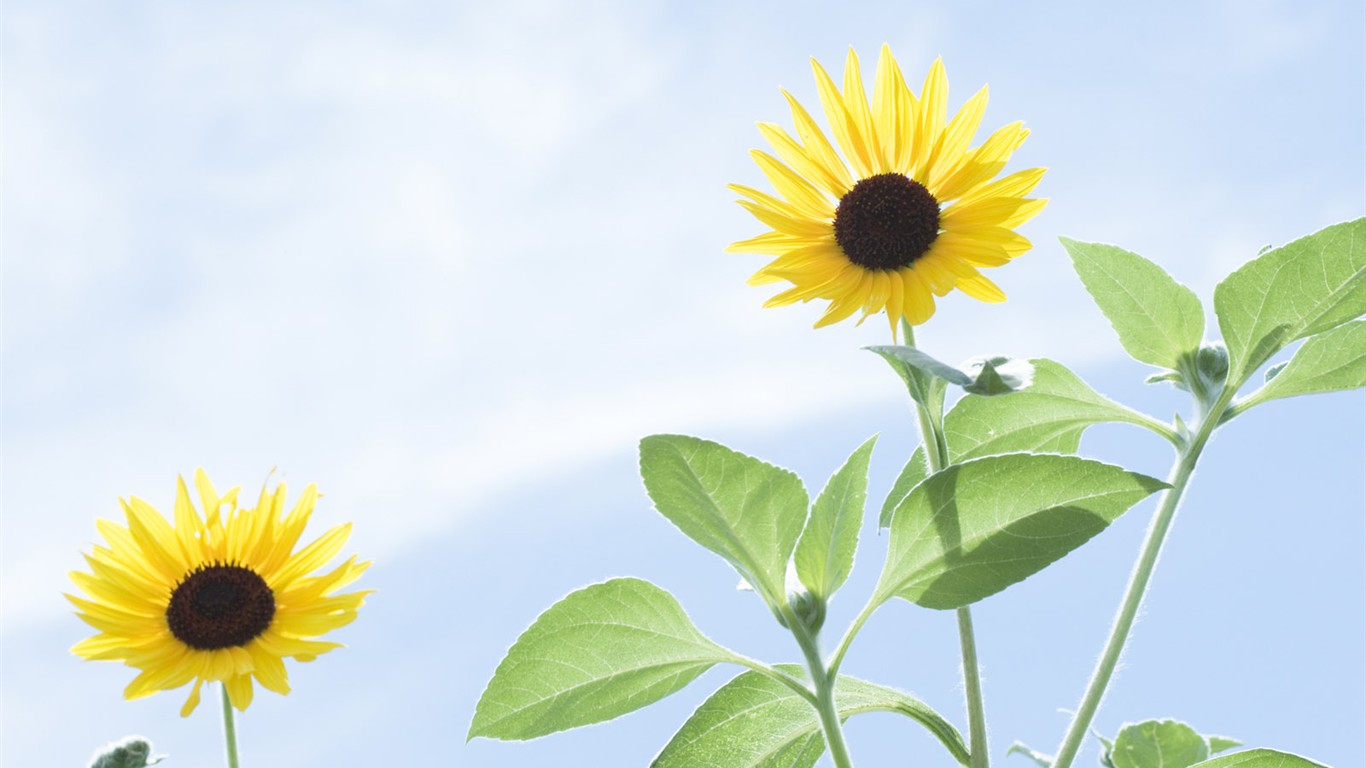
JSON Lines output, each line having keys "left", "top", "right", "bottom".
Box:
{"left": 955, "top": 270, "right": 1008, "bottom": 303}
{"left": 811, "top": 57, "right": 875, "bottom": 179}
{"left": 840, "top": 47, "right": 887, "bottom": 173}
{"left": 911, "top": 57, "right": 948, "bottom": 181}
{"left": 757, "top": 122, "right": 848, "bottom": 199}
{"left": 737, "top": 200, "right": 831, "bottom": 238}
{"left": 124, "top": 497, "right": 188, "bottom": 582}
{"left": 927, "top": 84, "right": 990, "bottom": 189}
{"left": 270, "top": 523, "right": 353, "bottom": 589}
{"left": 726, "top": 231, "right": 820, "bottom": 255}
{"left": 782, "top": 89, "right": 854, "bottom": 193}
{"left": 933, "top": 122, "right": 1029, "bottom": 202}
{"left": 179, "top": 679, "right": 204, "bottom": 717}
{"left": 750, "top": 150, "right": 835, "bottom": 219}
{"left": 248, "top": 643, "right": 292, "bottom": 695}
{"left": 225, "top": 674, "right": 254, "bottom": 711}
{"left": 812, "top": 290, "right": 864, "bottom": 328}
{"left": 873, "top": 45, "right": 915, "bottom": 174}
{"left": 901, "top": 269, "right": 937, "bottom": 325}
{"left": 942, "top": 197, "right": 1047, "bottom": 230}
{"left": 952, "top": 167, "right": 1047, "bottom": 208}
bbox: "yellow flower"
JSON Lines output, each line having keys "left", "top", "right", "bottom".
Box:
{"left": 728, "top": 46, "right": 1047, "bottom": 331}
{"left": 68, "top": 470, "right": 370, "bottom": 716}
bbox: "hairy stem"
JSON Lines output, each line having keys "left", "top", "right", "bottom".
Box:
{"left": 904, "top": 329, "right": 990, "bottom": 768}
{"left": 790, "top": 614, "right": 855, "bottom": 768}
{"left": 1050, "top": 387, "right": 1233, "bottom": 768}
{"left": 221, "top": 683, "right": 241, "bottom": 768}
{"left": 956, "top": 606, "right": 990, "bottom": 768}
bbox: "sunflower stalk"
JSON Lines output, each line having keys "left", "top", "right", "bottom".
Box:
{"left": 220, "top": 683, "right": 241, "bottom": 768}
{"left": 902, "top": 323, "right": 991, "bottom": 768}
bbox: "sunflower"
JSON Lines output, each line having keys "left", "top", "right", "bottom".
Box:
{"left": 68, "top": 469, "right": 370, "bottom": 716}
{"left": 728, "top": 45, "right": 1046, "bottom": 332}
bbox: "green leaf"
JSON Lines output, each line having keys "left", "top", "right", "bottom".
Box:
{"left": 875, "top": 320, "right": 951, "bottom": 410}
{"left": 652, "top": 666, "right": 969, "bottom": 768}
{"left": 1062, "top": 237, "right": 1205, "bottom": 369}
{"left": 1189, "top": 749, "right": 1329, "bottom": 768}
{"left": 1096, "top": 731, "right": 1117, "bottom": 768}
{"left": 1207, "top": 737, "right": 1243, "bottom": 755}
{"left": 1005, "top": 741, "right": 1053, "bottom": 767}
{"left": 876, "top": 454, "right": 1168, "bottom": 609}
{"left": 880, "top": 447, "right": 928, "bottom": 529}
{"left": 946, "top": 359, "right": 1151, "bottom": 460}
{"left": 1239, "top": 320, "right": 1366, "bottom": 409}
{"left": 795, "top": 436, "right": 876, "bottom": 599}
{"left": 878, "top": 359, "right": 1154, "bottom": 530}
{"left": 870, "top": 344, "right": 973, "bottom": 384}
{"left": 1111, "top": 719, "right": 1207, "bottom": 768}
{"left": 640, "top": 435, "right": 808, "bottom": 604}
{"left": 1215, "top": 217, "right": 1366, "bottom": 385}
{"left": 470, "top": 578, "right": 740, "bottom": 741}
{"left": 961, "top": 356, "right": 1036, "bottom": 396}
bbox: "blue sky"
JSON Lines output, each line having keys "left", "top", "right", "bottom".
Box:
{"left": 3, "top": 1, "right": 1363, "bottom": 766}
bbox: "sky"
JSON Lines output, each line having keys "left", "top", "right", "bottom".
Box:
{"left": 3, "top": 1, "right": 1364, "bottom": 766}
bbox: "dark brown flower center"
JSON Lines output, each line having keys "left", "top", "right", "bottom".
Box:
{"left": 166, "top": 564, "right": 275, "bottom": 650}
{"left": 833, "top": 173, "right": 941, "bottom": 270}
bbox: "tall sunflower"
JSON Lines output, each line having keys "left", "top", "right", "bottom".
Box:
{"left": 728, "top": 45, "right": 1046, "bottom": 331}
{"left": 68, "top": 470, "right": 370, "bottom": 716}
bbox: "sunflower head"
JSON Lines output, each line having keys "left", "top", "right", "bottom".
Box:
{"left": 68, "top": 469, "right": 371, "bottom": 716}
{"left": 727, "top": 45, "right": 1047, "bottom": 334}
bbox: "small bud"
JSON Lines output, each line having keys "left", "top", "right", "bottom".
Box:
{"left": 787, "top": 589, "right": 826, "bottom": 634}
{"left": 1175, "top": 341, "right": 1229, "bottom": 410}
{"left": 1194, "top": 342, "right": 1229, "bottom": 388}
{"left": 89, "top": 737, "right": 163, "bottom": 768}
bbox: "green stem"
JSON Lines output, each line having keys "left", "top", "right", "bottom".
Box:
{"left": 956, "top": 606, "right": 990, "bottom": 768}
{"left": 904, "top": 330, "right": 990, "bottom": 768}
{"left": 789, "top": 615, "right": 855, "bottom": 768}
{"left": 1050, "top": 387, "right": 1233, "bottom": 768}
{"left": 220, "top": 683, "right": 241, "bottom": 768}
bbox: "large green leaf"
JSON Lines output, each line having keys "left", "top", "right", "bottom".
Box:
{"left": 1190, "top": 749, "right": 1329, "bottom": 768}
{"left": 1111, "top": 719, "right": 1208, "bottom": 768}
{"left": 875, "top": 454, "right": 1168, "bottom": 609}
{"left": 878, "top": 360, "right": 1148, "bottom": 529}
{"left": 652, "top": 666, "right": 968, "bottom": 768}
{"left": 1215, "top": 218, "right": 1366, "bottom": 385}
{"left": 469, "top": 578, "right": 740, "bottom": 740}
{"left": 1238, "top": 320, "right": 1366, "bottom": 409}
{"left": 794, "top": 437, "right": 876, "bottom": 599}
{"left": 1063, "top": 238, "right": 1206, "bottom": 369}
{"left": 946, "top": 359, "right": 1154, "bottom": 461}
{"left": 640, "top": 435, "right": 808, "bottom": 604}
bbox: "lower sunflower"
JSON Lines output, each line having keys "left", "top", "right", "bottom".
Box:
{"left": 68, "top": 469, "right": 370, "bottom": 716}
{"left": 728, "top": 45, "right": 1047, "bottom": 332}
